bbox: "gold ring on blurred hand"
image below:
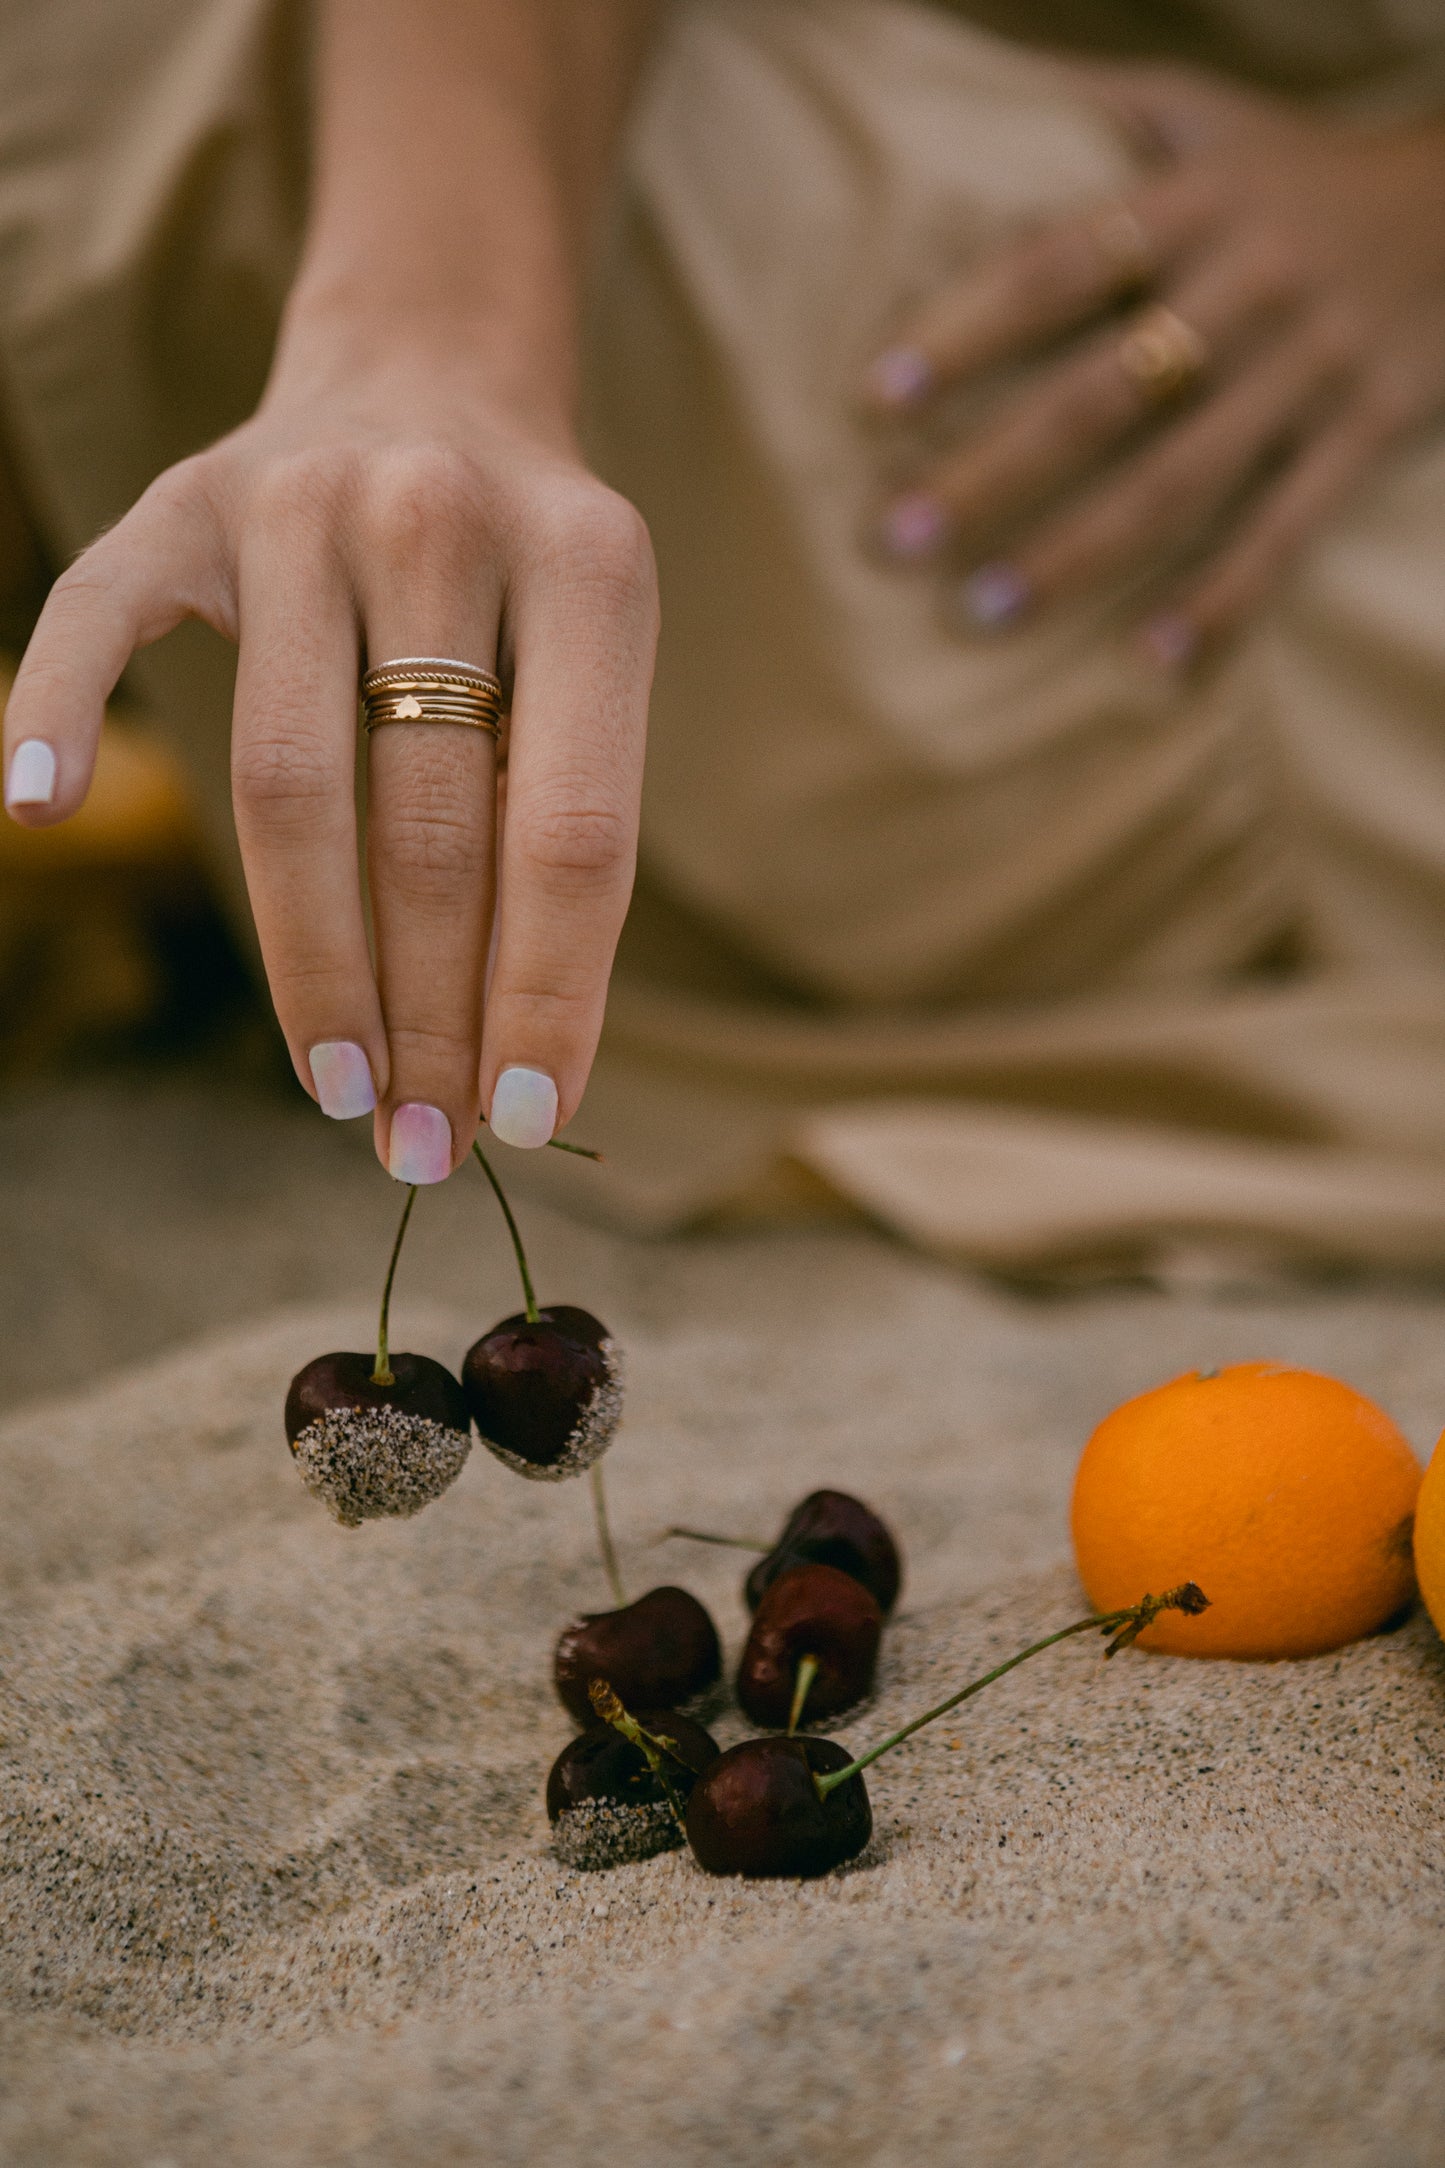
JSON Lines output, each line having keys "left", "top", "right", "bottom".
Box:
{"left": 1087, "top": 203, "right": 1156, "bottom": 290}
{"left": 1116, "top": 304, "right": 1210, "bottom": 408}
{"left": 361, "top": 656, "right": 504, "bottom": 737}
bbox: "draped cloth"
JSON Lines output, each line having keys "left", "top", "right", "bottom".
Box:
{"left": 7, "top": 0, "right": 1445, "bottom": 1272}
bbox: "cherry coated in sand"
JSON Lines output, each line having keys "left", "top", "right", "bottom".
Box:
{"left": 547, "top": 1707, "right": 721, "bottom": 1869}
{"left": 463, "top": 1145, "right": 622, "bottom": 1480}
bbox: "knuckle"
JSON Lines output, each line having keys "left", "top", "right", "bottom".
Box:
{"left": 380, "top": 800, "right": 491, "bottom": 890}
{"left": 250, "top": 449, "right": 353, "bottom": 535}
{"left": 363, "top": 443, "right": 484, "bottom": 555}
{"left": 386, "top": 1019, "right": 478, "bottom": 1066}
{"left": 533, "top": 484, "right": 657, "bottom": 610}
{"left": 232, "top": 729, "right": 336, "bottom": 817}
{"left": 515, "top": 800, "right": 632, "bottom": 885}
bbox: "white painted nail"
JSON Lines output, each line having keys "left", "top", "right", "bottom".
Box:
{"left": 309, "top": 1041, "right": 377, "bottom": 1120}
{"left": 489, "top": 1066, "right": 558, "bottom": 1149}
{"left": 5, "top": 739, "right": 56, "bottom": 809}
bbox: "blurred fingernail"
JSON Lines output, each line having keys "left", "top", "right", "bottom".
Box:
{"left": 489, "top": 1066, "right": 558, "bottom": 1150}
{"left": 309, "top": 1041, "right": 376, "bottom": 1121}
{"left": 879, "top": 492, "right": 949, "bottom": 561}
{"left": 1140, "top": 613, "right": 1198, "bottom": 671}
{"left": 5, "top": 739, "right": 56, "bottom": 809}
{"left": 387, "top": 1102, "right": 452, "bottom": 1183}
{"left": 867, "top": 346, "right": 933, "bottom": 409}
{"left": 957, "top": 563, "right": 1031, "bottom": 628}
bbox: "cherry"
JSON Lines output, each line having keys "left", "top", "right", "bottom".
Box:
{"left": 736, "top": 1562, "right": 883, "bottom": 1729}
{"left": 687, "top": 1582, "right": 1211, "bottom": 1879}
{"left": 464, "top": 1305, "right": 621, "bottom": 1480}
{"left": 285, "top": 1185, "right": 470, "bottom": 1526}
{"left": 546, "top": 1707, "right": 720, "bottom": 1870}
{"left": 464, "top": 1144, "right": 622, "bottom": 1480}
{"left": 745, "top": 1490, "right": 902, "bottom": 1616}
{"left": 685, "top": 1736, "right": 872, "bottom": 1878}
{"left": 554, "top": 1585, "right": 722, "bottom": 1725}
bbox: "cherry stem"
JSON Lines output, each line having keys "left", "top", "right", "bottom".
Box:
{"left": 592, "top": 1462, "right": 627, "bottom": 1608}
{"left": 546, "top": 1138, "right": 604, "bottom": 1161}
{"left": 814, "top": 1584, "right": 1209, "bottom": 1797}
{"left": 589, "top": 1679, "right": 688, "bottom": 1834}
{"left": 788, "top": 1653, "right": 820, "bottom": 1735}
{"left": 471, "top": 1142, "right": 540, "bottom": 1325}
{"left": 656, "top": 1526, "right": 771, "bottom": 1553}
{"left": 372, "top": 1183, "right": 419, "bottom": 1388}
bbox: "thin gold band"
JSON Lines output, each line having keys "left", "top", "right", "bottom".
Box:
{"left": 360, "top": 655, "right": 504, "bottom": 738}
{"left": 1116, "top": 303, "right": 1210, "bottom": 408}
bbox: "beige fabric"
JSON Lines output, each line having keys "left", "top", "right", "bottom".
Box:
{"left": 8, "top": 0, "right": 1445, "bottom": 1270}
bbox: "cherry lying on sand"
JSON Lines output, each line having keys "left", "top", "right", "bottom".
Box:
{"left": 547, "top": 1703, "right": 720, "bottom": 1870}
{"left": 665, "top": 1489, "right": 903, "bottom": 1616}
{"left": 683, "top": 1584, "right": 1211, "bottom": 1878}
{"left": 736, "top": 1563, "right": 883, "bottom": 1729}
{"left": 286, "top": 1186, "right": 470, "bottom": 1526}
{"left": 746, "top": 1491, "right": 903, "bottom": 1616}
{"left": 463, "top": 1145, "right": 622, "bottom": 1480}
{"left": 555, "top": 1584, "right": 723, "bottom": 1725}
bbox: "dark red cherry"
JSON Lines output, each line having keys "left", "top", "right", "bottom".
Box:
{"left": 463, "top": 1306, "right": 621, "bottom": 1480}
{"left": 736, "top": 1562, "right": 882, "bottom": 1728}
{"left": 284, "top": 1351, "right": 471, "bottom": 1526}
{"left": 546, "top": 1708, "right": 721, "bottom": 1870}
{"left": 685, "top": 1735, "right": 872, "bottom": 1878}
{"left": 745, "top": 1490, "right": 902, "bottom": 1616}
{"left": 554, "top": 1586, "right": 722, "bottom": 1725}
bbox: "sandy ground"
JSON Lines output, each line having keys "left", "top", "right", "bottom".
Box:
{"left": 1, "top": 1074, "right": 1444, "bottom": 2166}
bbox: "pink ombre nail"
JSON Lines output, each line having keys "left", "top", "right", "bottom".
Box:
{"left": 387, "top": 1102, "right": 452, "bottom": 1184}
{"left": 868, "top": 346, "right": 933, "bottom": 409}
{"left": 879, "top": 493, "right": 949, "bottom": 561}
{"left": 309, "top": 1041, "right": 376, "bottom": 1120}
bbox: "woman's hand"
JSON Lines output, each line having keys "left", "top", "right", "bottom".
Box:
{"left": 1, "top": 312, "right": 657, "bottom": 1176}
{"left": 864, "top": 66, "right": 1445, "bottom": 665}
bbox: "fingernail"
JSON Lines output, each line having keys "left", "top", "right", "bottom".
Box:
{"left": 309, "top": 1041, "right": 377, "bottom": 1121}
{"left": 1140, "top": 613, "right": 1198, "bottom": 672}
{"left": 5, "top": 739, "right": 56, "bottom": 809}
{"left": 867, "top": 346, "right": 933, "bottom": 409}
{"left": 489, "top": 1066, "right": 558, "bottom": 1150}
{"left": 957, "top": 563, "right": 1031, "bottom": 628}
{"left": 879, "top": 492, "right": 949, "bottom": 561}
{"left": 387, "top": 1102, "right": 452, "bottom": 1184}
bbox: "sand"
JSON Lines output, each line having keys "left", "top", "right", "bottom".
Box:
{"left": 2, "top": 1075, "right": 1445, "bottom": 2166}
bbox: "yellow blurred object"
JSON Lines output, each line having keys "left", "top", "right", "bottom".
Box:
{"left": 0, "top": 662, "right": 227, "bottom": 1071}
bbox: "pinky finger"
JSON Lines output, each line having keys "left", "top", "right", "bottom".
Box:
{"left": 1141, "top": 401, "right": 1394, "bottom": 666}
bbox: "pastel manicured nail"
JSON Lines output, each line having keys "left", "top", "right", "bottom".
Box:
{"left": 387, "top": 1102, "right": 452, "bottom": 1183}
{"left": 957, "top": 563, "right": 1031, "bottom": 628}
{"left": 879, "top": 492, "right": 949, "bottom": 561}
{"left": 1140, "top": 613, "right": 1198, "bottom": 671}
{"left": 309, "top": 1040, "right": 376, "bottom": 1120}
{"left": 5, "top": 739, "right": 56, "bottom": 809}
{"left": 489, "top": 1066, "right": 558, "bottom": 1150}
{"left": 867, "top": 346, "right": 933, "bottom": 409}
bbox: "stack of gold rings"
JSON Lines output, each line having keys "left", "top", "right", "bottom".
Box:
{"left": 1116, "top": 302, "right": 1211, "bottom": 409}
{"left": 361, "top": 656, "right": 505, "bottom": 738}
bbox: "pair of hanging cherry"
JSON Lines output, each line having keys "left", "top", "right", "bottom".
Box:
{"left": 284, "top": 1140, "right": 619, "bottom": 1526}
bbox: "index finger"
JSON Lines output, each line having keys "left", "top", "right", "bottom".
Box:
{"left": 862, "top": 167, "right": 1217, "bottom": 411}
{"left": 480, "top": 490, "right": 656, "bottom": 1148}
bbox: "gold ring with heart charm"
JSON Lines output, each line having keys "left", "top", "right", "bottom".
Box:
{"left": 360, "top": 657, "right": 505, "bottom": 737}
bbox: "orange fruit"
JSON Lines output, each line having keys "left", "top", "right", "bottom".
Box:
{"left": 1414, "top": 1434, "right": 1445, "bottom": 1641}
{"left": 1071, "top": 1362, "right": 1421, "bottom": 1659}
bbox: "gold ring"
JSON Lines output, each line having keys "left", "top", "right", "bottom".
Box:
{"left": 1086, "top": 203, "right": 1156, "bottom": 291}
{"left": 1116, "top": 303, "right": 1210, "bottom": 408}
{"left": 361, "top": 655, "right": 504, "bottom": 737}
